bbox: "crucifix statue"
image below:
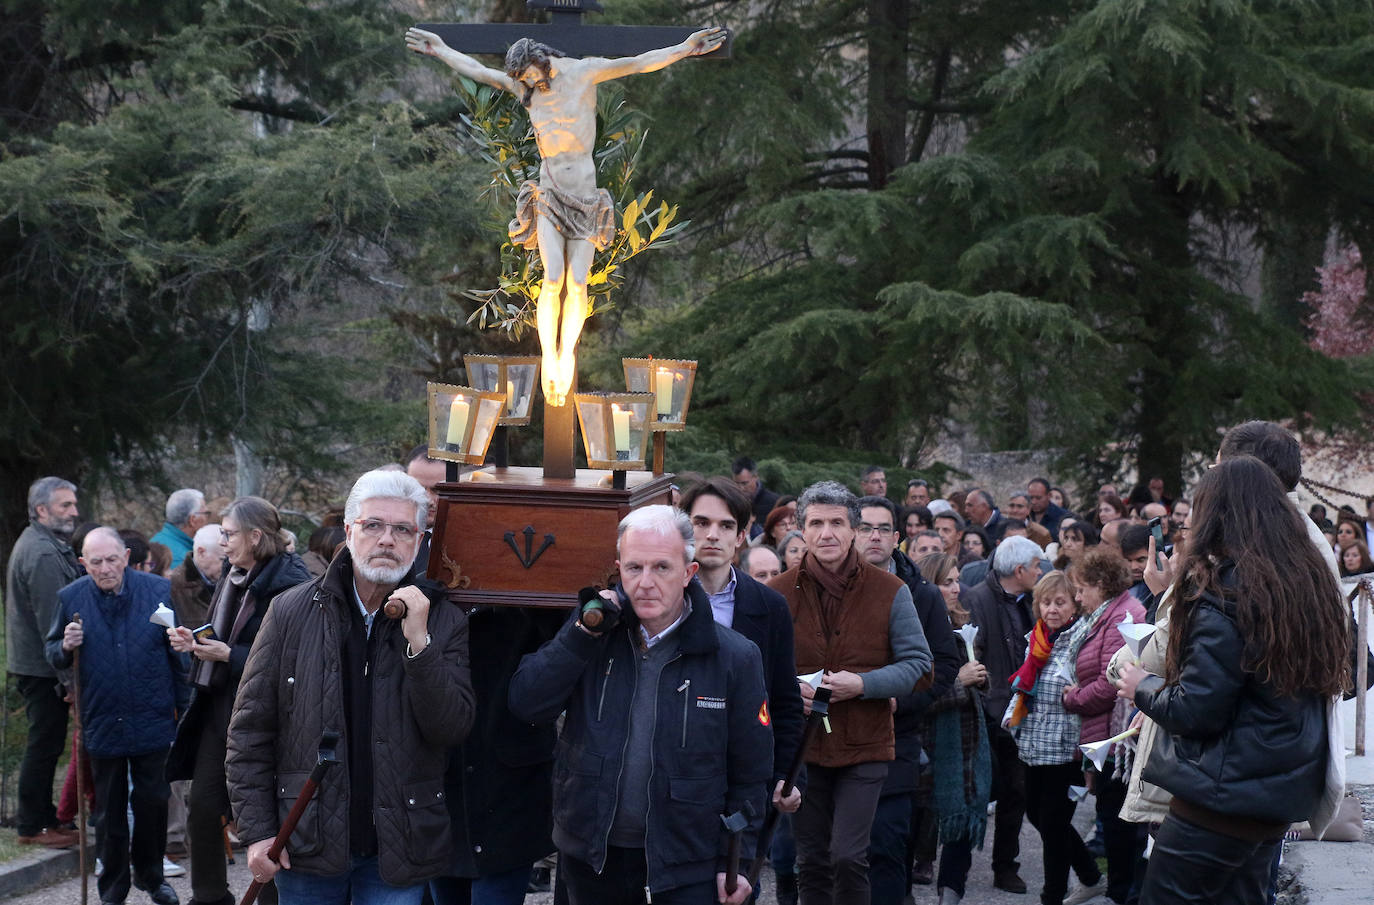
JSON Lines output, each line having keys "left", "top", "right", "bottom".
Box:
{"left": 406, "top": 2, "right": 727, "bottom": 408}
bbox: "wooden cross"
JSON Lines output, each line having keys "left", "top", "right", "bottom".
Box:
{"left": 418, "top": 0, "right": 732, "bottom": 60}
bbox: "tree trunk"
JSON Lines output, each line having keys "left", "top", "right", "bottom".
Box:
{"left": 866, "top": 0, "right": 910, "bottom": 188}
{"left": 233, "top": 435, "right": 265, "bottom": 499}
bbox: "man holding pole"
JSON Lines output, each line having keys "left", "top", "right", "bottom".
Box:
{"left": 46, "top": 527, "right": 188, "bottom": 905}
{"left": 225, "top": 470, "right": 475, "bottom": 905}
{"left": 508, "top": 505, "right": 771, "bottom": 905}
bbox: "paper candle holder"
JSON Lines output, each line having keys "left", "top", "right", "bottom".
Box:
{"left": 573, "top": 392, "right": 655, "bottom": 470}
{"left": 426, "top": 382, "right": 507, "bottom": 465}
{"left": 464, "top": 354, "right": 541, "bottom": 426}
{"left": 621, "top": 358, "right": 697, "bottom": 431}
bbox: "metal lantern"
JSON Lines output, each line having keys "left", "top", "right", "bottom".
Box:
{"left": 464, "top": 354, "right": 541, "bottom": 426}
{"left": 573, "top": 392, "right": 655, "bottom": 470}
{"left": 426, "top": 382, "right": 507, "bottom": 465}
{"left": 622, "top": 358, "right": 697, "bottom": 431}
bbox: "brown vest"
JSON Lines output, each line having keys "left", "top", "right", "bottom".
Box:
{"left": 773, "top": 560, "right": 904, "bottom": 767}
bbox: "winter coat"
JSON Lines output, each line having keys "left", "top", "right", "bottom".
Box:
{"left": 1062, "top": 591, "right": 1144, "bottom": 744}
{"left": 507, "top": 582, "right": 772, "bottom": 895}
{"left": 725, "top": 571, "right": 805, "bottom": 786}
{"left": 6, "top": 521, "right": 80, "bottom": 678}
{"left": 225, "top": 549, "right": 475, "bottom": 886}
{"left": 1136, "top": 584, "right": 1326, "bottom": 825}
{"left": 885, "top": 550, "right": 960, "bottom": 795}
{"left": 166, "top": 552, "right": 312, "bottom": 782}
{"left": 441, "top": 605, "right": 564, "bottom": 879}
{"left": 150, "top": 521, "right": 194, "bottom": 571}
{"left": 46, "top": 569, "right": 189, "bottom": 757}
{"left": 965, "top": 570, "right": 1034, "bottom": 723}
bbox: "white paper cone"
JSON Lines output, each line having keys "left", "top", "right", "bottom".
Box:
{"left": 149, "top": 603, "right": 176, "bottom": 629}
{"left": 956, "top": 624, "right": 979, "bottom": 662}
{"left": 1117, "top": 622, "right": 1157, "bottom": 660}
{"left": 797, "top": 669, "right": 824, "bottom": 688}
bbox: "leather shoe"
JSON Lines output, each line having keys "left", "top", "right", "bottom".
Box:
{"left": 148, "top": 882, "right": 180, "bottom": 905}
{"left": 18, "top": 827, "right": 77, "bottom": 848}
{"left": 994, "top": 871, "right": 1028, "bottom": 894}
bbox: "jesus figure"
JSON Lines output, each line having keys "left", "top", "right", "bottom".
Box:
{"left": 405, "top": 25, "right": 727, "bottom": 406}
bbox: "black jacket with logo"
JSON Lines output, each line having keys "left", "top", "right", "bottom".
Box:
{"left": 508, "top": 582, "right": 772, "bottom": 894}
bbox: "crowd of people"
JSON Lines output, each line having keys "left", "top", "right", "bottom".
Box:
{"left": 3, "top": 423, "right": 1371, "bottom": 905}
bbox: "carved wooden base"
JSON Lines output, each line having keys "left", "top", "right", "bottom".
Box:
{"left": 428, "top": 466, "right": 673, "bottom": 608}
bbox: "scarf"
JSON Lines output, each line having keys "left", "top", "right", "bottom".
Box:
{"left": 1006, "top": 619, "right": 1055, "bottom": 726}
{"left": 801, "top": 547, "right": 861, "bottom": 643}
{"left": 932, "top": 636, "right": 991, "bottom": 845}
{"left": 190, "top": 563, "right": 255, "bottom": 690}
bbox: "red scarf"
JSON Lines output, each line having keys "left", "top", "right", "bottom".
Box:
{"left": 1006, "top": 619, "right": 1053, "bottom": 726}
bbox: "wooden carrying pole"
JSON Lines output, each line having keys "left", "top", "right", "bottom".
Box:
{"left": 71, "top": 613, "right": 88, "bottom": 905}
{"left": 1358, "top": 580, "right": 1370, "bottom": 757}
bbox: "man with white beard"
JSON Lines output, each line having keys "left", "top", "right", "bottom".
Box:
{"left": 227, "top": 470, "right": 475, "bottom": 904}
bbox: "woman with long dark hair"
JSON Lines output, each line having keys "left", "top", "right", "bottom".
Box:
{"left": 165, "top": 497, "right": 310, "bottom": 905}
{"left": 1116, "top": 456, "right": 1350, "bottom": 903}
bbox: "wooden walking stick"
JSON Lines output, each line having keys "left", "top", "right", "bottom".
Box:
{"left": 238, "top": 732, "right": 340, "bottom": 905}
{"left": 71, "top": 613, "right": 88, "bottom": 905}
{"left": 746, "top": 686, "right": 833, "bottom": 889}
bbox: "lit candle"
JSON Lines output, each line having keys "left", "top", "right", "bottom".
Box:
{"left": 446, "top": 397, "right": 470, "bottom": 448}
{"left": 612, "top": 403, "right": 631, "bottom": 459}
{"left": 655, "top": 367, "right": 673, "bottom": 417}
{"left": 507, "top": 379, "right": 518, "bottom": 415}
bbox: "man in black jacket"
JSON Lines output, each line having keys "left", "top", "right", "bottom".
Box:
{"left": 856, "top": 496, "right": 961, "bottom": 903}
{"left": 732, "top": 456, "right": 779, "bottom": 539}
{"left": 680, "top": 477, "right": 805, "bottom": 901}
{"left": 427, "top": 604, "right": 564, "bottom": 905}
{"left": 1026, "top": 477, "right": 1069, "bottom": 543}
{"left": 509, "top": 505, "right": 771, "bottom": 905}
{"left": 964, "top": 535, "right": 1043, "bottom": 894}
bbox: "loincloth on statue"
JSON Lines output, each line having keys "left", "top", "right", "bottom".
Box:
{"left": 508, "top": 179, "right": 616, "bottom": 252}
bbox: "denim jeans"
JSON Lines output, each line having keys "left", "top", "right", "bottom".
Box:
{"left": 275, "top": 855, "right": 425, "bottom": 905}
{"left": 427, "top": 864, "right": 533, "bottom": 905}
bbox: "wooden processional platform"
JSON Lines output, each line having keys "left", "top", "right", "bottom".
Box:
{"left": 427, "top": 466, "right": 674, "bottom": 608}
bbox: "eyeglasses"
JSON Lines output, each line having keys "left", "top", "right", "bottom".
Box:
{"left": 856, "top": 523, "right": 894, "bottom": 536}
{"left": 353, "top": 519, "right": 418, "bottom": 541}
{"left": 220, "top": 528, "right": 240, "bottom": 540}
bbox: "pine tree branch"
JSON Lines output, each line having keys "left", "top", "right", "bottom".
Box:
{"left": 230, "top": 94, "right": 327, "bottom": 124}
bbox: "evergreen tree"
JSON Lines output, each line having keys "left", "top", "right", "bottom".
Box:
{"left": 0, "top": 0, "right": 492, "bottom": 548}
{"left": 624, "top": 0, "right": 1374, "bottom": 489}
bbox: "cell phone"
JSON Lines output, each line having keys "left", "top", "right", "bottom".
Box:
{"left": 192, "top": 624, "right": 218, "bottom": 643}
{"left": 1148, "top": 517, "right": 1165, "bottom": 570}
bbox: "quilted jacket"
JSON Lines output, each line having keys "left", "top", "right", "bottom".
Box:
{"left": 225, "top": 549, "right": 475, "bottom": 886}
{"left": 1062, "top": 591, "right": 1144, "bottom": 744}
{"left": 45, "top": 569, "right": 189, "bottom": 757}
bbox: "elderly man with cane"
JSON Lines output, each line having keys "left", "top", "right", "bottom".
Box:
{"left": 226, "top": 470, "right": 475, "bottom": 905}
{"left": 46, "top": 526, "right": 189, "bottom": 905}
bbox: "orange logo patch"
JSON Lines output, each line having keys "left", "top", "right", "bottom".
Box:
{"left": 758, "top": 701, "right": 770, "bottom": 726}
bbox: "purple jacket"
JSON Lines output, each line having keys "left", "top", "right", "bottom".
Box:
{"left": 1063, "top": 591, "right": 1145, "bottom": 744}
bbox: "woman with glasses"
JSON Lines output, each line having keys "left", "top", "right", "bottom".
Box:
{"left": 165, "top": 496, "right": 309, "bottom": 905}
